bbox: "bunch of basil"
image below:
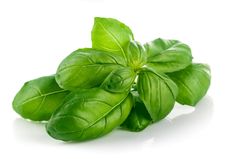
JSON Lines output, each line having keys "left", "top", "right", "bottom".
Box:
{"left": 13, "top": 17, "right": 211, "bottom": 142}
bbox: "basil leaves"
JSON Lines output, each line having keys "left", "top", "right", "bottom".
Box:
{"left": 13, "top": 17, "right": 211, "bottom": 142}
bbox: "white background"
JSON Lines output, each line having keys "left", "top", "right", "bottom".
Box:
{"left": 0, "top": 0, "right": 235, "bottom": 158}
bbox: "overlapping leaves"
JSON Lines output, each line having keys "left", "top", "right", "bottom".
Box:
{"left": 13, "top": 17, "right": 211, "bottom": 141}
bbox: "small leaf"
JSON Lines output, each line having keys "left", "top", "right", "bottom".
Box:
{"left": 126, "top": 41, "right": 147, "bottom": 70}
{"left": 121, "top": 92, "right": 151, "bottom": 131}
{"left": 12, "top": 76, "right": 69, "bottom": 121}
{"left": 168, "top": 63, "right": 211, "bottom": 106}
{"left": 101, "top": 67, "right": 136, "bottom": 93}
{"left": 144, "top": 38, "right": 192, "bottom": 73}
{"left": 92, "top": 17, "right": 134, "bottom": 60}
{"left": 56, "top": 48, "right": 125, "bottom": 91}
{"left": 137, "top": 69, "right": 178, "bottom": 122}
{"left": 46, "top": 88, "right": 133, "bottom": 141}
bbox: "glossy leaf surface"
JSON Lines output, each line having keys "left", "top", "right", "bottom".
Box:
{"left": 126, "top": 41, "right": 146, "bottom": 70}
{"left": 92, "top": 17, "right": 134, "bottom": 60}
{"left": 101, "top": 67, "right": 136, "bottom": 93}
{"left": 46, "top": 88, "right": 133, "bottom": 141}
{"left": 13, "top": 76, "right": 69, "bottom": 121}
{"left": 56, "top": 48, "right": 125, "bottom": 90}
{"left": 145, "top": 38, "right": 192, "bottom": 73}
{"left": 121, "top": 92, "right": 151, "bottom": 131}
{"left": 137, "top": 69, "right": 178, "bottom": 121}
{"left": 168, "top": 63, "right": 211, "bottom": 106}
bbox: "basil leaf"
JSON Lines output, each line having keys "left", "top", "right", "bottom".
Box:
{"left": 56, "top": 48, "right": 124, "bottom": 90}
{"left": 46, "top": 88, "right": 133, "bottom": 141}
{"left": 121, "top": 92, "right": 151, "bottom": 131}
{"left": 126, "top": 41, "right": 147, "bottom": 70}
{"left": 92, "top": 17, "right": 134, "bottom": 60}
{"left": 168, "top": 63, "right": 211, "bottom": 106}
{"left": 145, "top": 38, "right": 192, "bottom": 73}
{"left": 137, "top": 69, "right": 178, "bottom": 122}
{"left": 144, "top": 38, "right": 178, "bottom": 57}
{"left": 12, "top": 76, "right": 69, "bottom": 121}
{"left": 101, "top": 67, "right": 136, "bottom": 93}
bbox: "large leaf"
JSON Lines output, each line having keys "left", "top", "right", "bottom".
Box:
{"left": 121, "top": 92, "right": 151, "bottom": 131}
{"left": 168, "top": 63, "right": 211, "bottom": 106}
{"left": 101, "top": 67, "right": 136, "bottom": 93}
{"left": 12, "top": 76, "right": 69, "bottom": 121}
{"left": 56, "top": 48, "right": 125, "bottom": 90}
{"left": 137, "top": 69, "right": 178, "bottom": 122}
{"left": 92, "top": 17, "right": 134, "bottom": 60}
{"left": 144, "top": 38, "right": 192, "bottom": 73}
{"left": 46, "top": 88, "right": 133, "bottom": 141}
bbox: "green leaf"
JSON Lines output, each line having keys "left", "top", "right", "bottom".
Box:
{"left": 12, "top": 76, "right": 69, "bottom": 121}
{"left": 168, "top": 63, "right": 211, "bottom": 106}
{"left": 46, "top": 88, "right": 133, "bottom": 141}
{"left": 126, "top": 41, "right": 147, "bottom": 70}
{"left": 92, "top": 17, "right": 134, "bottom": 60}
{"left": 56, "top": 48, "right": 125, "bottom": 91}
{"left": 101, "top": 67, "right": 136, "bottom": 93}
{"left": 137, "top": 69, "right": 178, "bottom": 122}
{"left": 144, "top": 38, "right": 192, "bottom": 73}
{"left": 121, "top": 92, "right": 151, "bottom": 132}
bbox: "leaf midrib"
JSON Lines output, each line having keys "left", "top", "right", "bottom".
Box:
{"left": 14, "top": 89, "right": 68, "bottom": 108}
{"left": 97, "top": 21, "right": 127, "bottom": 61}
{"left": 58, "top": 63, "right": 123, "bottom": 73}
{"left": 54, "top": 93, "right": 129, "bottom": 135}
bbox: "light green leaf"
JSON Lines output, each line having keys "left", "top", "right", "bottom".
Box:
{"left": 168, "top": 63, "right": 211, "bottom": 106}
{"left": 137, "top": 69, "right": 178, "bottom": 121}
{"left": 126, "top": 41, "right": 147, "bottom": 70}
{"left": 46, "top": 88, "right": 133, "bottom": 141}
{"left": 92, "top": 17, "right": 134, "bottom": 60}
{"left": 145, "top": 38, "right": 192, "bottom": 73}
{"left": 101, "top": 67, "right": 136, "bottom": 93}
{"left": 12, "top": 76, "right": 69, "bottom": 121}
{"left": 56, "top": 48, "right": 125, "bottom": 91}
{"left": 121, "top": 92, "right": 151, "bottom": 131}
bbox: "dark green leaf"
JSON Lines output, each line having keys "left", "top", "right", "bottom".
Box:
{"left": 46, "top": 88, "right": 133, "bottom": 141}
{"left": 145, "top": 38, "right": 192, "bottom": 73}
{"left": 121, "top": 92, "right": 151, "bottom": 131}
{"left": 168, "top": 63, "right": 211, "bottom": 106}
{"left": 56, "top": 48, "right": 125, "bottom": 90}
{"left": 92, "top": 17, "right": 134, "bottom": 60}
{"left": 137, "top": 69, "right": 178, "bottom": 122}
{"left": 12, "top": 76, "right": 69, "bottom": 121}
